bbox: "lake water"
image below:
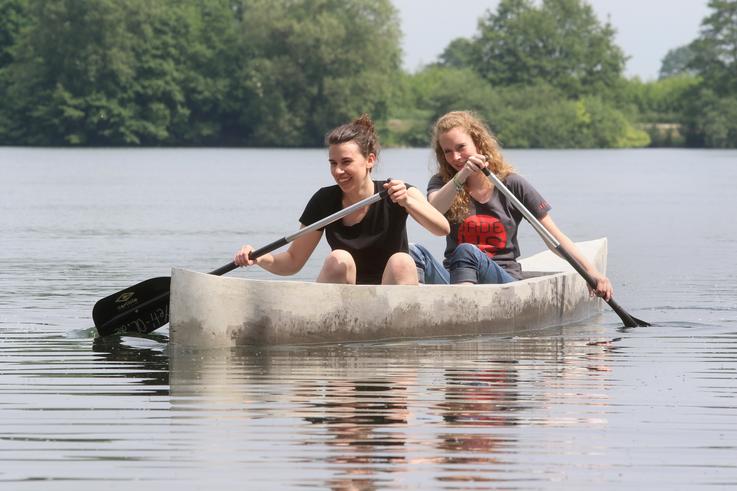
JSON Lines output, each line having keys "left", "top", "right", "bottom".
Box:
{"left": 1, "top": 147, "right": 736, "bottom": 489}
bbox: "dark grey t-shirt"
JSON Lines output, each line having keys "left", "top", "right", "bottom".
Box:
{"left": 428, "top": 173, "right": 551, "bottom": 279}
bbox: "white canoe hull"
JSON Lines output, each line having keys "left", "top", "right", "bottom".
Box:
{"left": 170, "top": 238, "right": 607, "bottom": 348}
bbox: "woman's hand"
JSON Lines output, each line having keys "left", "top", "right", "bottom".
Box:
{"left": 384, "top": 179, "right": 410, "bottom": 207}
{"left": 456, "top": 154, "right": 489, "bottom": 183}
{"left": 234, "top": 245, "right": 257, "bottom": 267}
{"left": 589, "top": 272, "right": 613, "bottom": 301}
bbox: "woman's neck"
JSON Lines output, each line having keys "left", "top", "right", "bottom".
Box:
{"left": 343, "top": 176, "right": 374, "bottom": 205}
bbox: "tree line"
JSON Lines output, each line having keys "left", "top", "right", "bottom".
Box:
{"left": 0, "top": 0, "right": 735, "bottom": 148}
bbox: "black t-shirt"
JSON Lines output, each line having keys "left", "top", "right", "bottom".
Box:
{"left": 299, "top": 180, "right": 411, "bottom": 284}
{"left": 428, "top": 173, "right": 551, "bottom": 279}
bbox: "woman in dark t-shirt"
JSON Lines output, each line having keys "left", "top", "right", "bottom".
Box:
{"left": 233, "top": 115, "right": 449, "bottom": 285}
{"left": 411, "top": 111, "right": 613, "bottom": 301}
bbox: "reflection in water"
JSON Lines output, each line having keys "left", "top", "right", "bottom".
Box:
{"left": 91, "top": 333, "right": 170, "bottom": 395}
{"left": 164, "top": 330, "right": 617, "bottom": 489}
{"left": 170, "top": 346, "right": 417, "bottom": 490}
{"left": 300, "top": 379, "right": 410, "bottom": 491}
{"left": 2, "top": 320, "right": 735, "bottom": 488}
{"left": 0, "top": 326, "right": 172, "bottom": 486}
{"left": 435, "top": 363, "right": 520, "bottom": 477}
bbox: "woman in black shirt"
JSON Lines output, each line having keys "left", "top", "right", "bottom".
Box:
{"left": 233, "top": 115, "right": 449, "bottom": 285}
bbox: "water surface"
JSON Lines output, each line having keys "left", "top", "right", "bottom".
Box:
{"left": 1, "top": 148, "right": 736, "bottom": 489}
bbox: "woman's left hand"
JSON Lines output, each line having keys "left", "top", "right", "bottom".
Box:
{"left": 384, "top": 179, "right": 410, "bottom": 207}
{"left": 589, "top": 273, "right": 613, "bottom": 301}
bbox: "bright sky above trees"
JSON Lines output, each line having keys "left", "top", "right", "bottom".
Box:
{"left": 395, "top": 0, "right": 710, "bottom": 80}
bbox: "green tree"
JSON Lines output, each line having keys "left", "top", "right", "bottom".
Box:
{"left": 698, "top": 96, "right": 737, "bottom": 147}
{"left": 387, "top": 69, "right": 649, "bottom": 149}
{"left": 236, "top": 0, "right": 401, "bottom": 146}
{"left": 476, "top": 84, "right": 646, "bottom": 148}
{"left": 616, "top": 75, "right": 700, "bottom": 147}
{"left": 619, "top": 75, "right": 700, "bottom": 122}
{"left": 161, "top": 0, "right": 241, "bottom": 144}
{"left": 683, "top": 88, "right": 737, "bottom": 147}
{"left": 688, "top": 0, "right": 737, "bottom": 96}
{"left": 0, "top": 0, "right": 28, "bottom": 136}
{"left": 679, "top": 0, "right": 737, "bottom": 147}
{"left": 1, "top": 0, "right": 242, "bottom": 145}
{"left": 438, "top": 38, "right": 476, "bottom": 69}
{"left": 386, "top": 66, "right": 497, "bottom": 146}
{"left": 659, "top": 45, "right": 696, "bottom": 79}
{"left": 0, "top": 0, "right": 27, "bottom": 68}
{"left": 2, "top": 0, "right": 141, "bottom": 144}
{"left": 470, "top": 0, "right": 626, "bottom": 97}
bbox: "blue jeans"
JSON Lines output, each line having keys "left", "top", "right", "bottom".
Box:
{"left": 409, "top": 243, "right": 449, "bottom": 284}
{"left": 447, "top": 243, "right": 517, "bottom": 285}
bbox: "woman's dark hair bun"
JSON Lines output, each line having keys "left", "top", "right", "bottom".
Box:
{"left": 325, "top": 113, "right": 380, "bottom": 159}
{"left": 353, "top": 113, "right": 374, "bottom": 130}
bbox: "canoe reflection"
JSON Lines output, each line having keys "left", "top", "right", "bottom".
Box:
{"left": 167, "top": 329, "right": 615, "bottom": 489}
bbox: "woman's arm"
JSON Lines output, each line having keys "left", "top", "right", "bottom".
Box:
{"left": 539, "top": 214, "right": 613, "bottom": 301}
{"left": 427, "top": 179, "right": 457, "bottom": 214}
{"left": 428, "top": 155, "right": 488, "bottom": 213}
{"left": 385, "top": 180, "right": 450, "bottom": 236}
{"left": 234, "top": 227, "right": 323, "bottom": 276}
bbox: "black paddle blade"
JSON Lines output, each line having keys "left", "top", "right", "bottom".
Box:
{"left": 93, "top": 277, "right": 171, "bottom": 337}
{"left": 628, "top": 315, "right": 651, "bottom": 327}
{"left": 606, "top": 297, "right": 650, "bottom": 327}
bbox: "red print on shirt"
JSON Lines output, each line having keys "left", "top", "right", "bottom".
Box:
{"left": 457, "top": 215, "right": 507, "bottom": 257}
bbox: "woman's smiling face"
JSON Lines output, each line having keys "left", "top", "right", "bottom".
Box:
{"left": 438, "top": 126, "right": 478, "bottom": 171}
{"left": 328, "top": 141, "right": 374, "bottom": 192}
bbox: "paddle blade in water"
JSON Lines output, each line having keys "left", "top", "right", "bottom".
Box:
{"left": 93, "top": 277, "right": 171, "bottom": 336}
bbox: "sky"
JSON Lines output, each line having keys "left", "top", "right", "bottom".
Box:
{"left": 394, "top": 0, "right": 712, "bottom": 80}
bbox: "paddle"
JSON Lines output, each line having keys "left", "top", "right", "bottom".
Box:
{"left": 93, "top": 186, "right": 391, "bottom": 337}
{"left": 481, "top": 168, "right": 650, "bottom": 328}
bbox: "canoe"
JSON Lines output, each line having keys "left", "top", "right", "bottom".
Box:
{"left": 169, "top": 238, "right": 607, "bottom": 348}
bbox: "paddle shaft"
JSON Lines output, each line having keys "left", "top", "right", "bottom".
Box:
{"left": 209, "top": 188, "right": 388, "bottom": 276}
{"left": 481, "top": 168, "right": 648, "bottom": 328}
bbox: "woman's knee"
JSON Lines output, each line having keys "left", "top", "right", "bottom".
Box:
{"left": 448, "top": 243, "right": 481, "bottom": 268}
{"left": 317, "top": 249, "right": 356, "bottom": 283}
{"left": 383, "top": 252, "right": 418, "bottom": 285}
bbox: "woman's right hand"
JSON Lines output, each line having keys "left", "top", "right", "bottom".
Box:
{"left": 234, "top": 245, "right": 256, "bottom": 267}
{"left": 456, "top": 154, "right": 489, "bottom": 183}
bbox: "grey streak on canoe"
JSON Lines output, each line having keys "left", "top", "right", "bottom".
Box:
{"left": 169, "top": 238, "right": 607, "bottom": 348}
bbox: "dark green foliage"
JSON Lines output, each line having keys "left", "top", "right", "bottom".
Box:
{"left": 688, "top": 0, "right": 737, "bottom": 97}
{"left": 235, "top": 0, "right": 401, "bottom": 147}
{"left": 0, "top": 0, "right": 242, "bottom": 145}
{"left": 469, "top": 0, "right": 626, "bottom": 97}
{"left": 438, "top": 38, "right": 476, "bottom": 69}
{"left": 409, "top": 0, "right": 641, "bottom": 149}
{"left": 0, "top": 0, "right": 400, "bottom": 146}
{"left": 0, "top": 0, "right": 734, "bottom": 147}
{"left": 659, "top": 45, "right": 696, "bottom": 80}
{"left": 682, "top": 88, "right": 737, "bottom": 148}
{"left": 0, "top": 0, "right": 27, "bottom": 68}
{"left": 678, "top": 0, "right": 737, "bottom": 147}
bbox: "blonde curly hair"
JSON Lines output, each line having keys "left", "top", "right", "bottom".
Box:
{"left": 431, "top": 111, "right": 515, "bottom": 223}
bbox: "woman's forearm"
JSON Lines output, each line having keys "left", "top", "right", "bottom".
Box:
{"left": 406, "top": 188, "right": 450, "bottom": 236}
